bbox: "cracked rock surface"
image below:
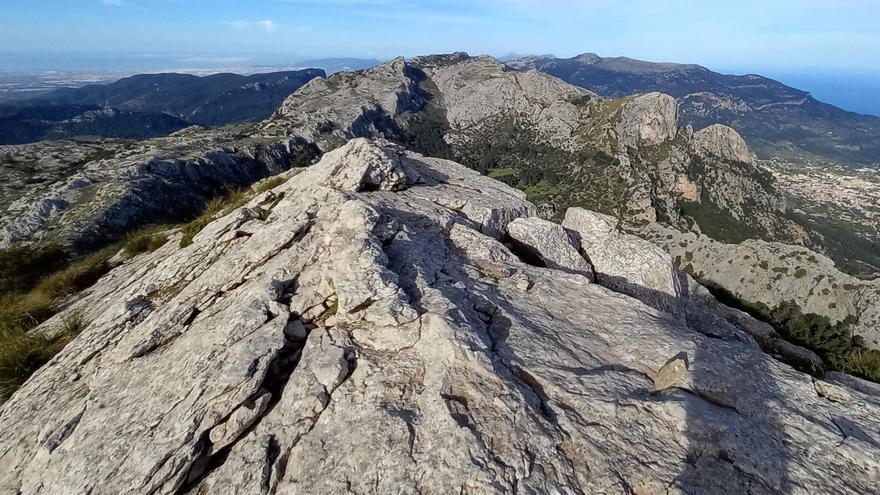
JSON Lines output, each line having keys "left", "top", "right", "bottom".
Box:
{"left": 0, "top": 139, "right": 878, "bottom": 494}
{"left": 563, "top": 207, "right": 683, "bottom": 315}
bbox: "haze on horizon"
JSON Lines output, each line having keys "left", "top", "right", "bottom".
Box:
{"left": 2, "top": 0, "right": 878, "bottom": 69}
{"left": 2, "top": 0, "right": 879, "bottom": 115}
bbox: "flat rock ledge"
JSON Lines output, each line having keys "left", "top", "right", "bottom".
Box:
{"left": 0, "top": 139, "right": 878, "bottom": 494}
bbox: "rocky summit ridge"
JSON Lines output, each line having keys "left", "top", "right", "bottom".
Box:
{"left": 0, "top": 140, "right": 878, "bottom": 494}
{"left": 261, "top": 54, "right": 799, "bottom": 244}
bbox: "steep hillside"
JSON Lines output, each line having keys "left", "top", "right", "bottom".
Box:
{"left": 642, "top": 222, "right": 880, "bottom": 351}
{"left": 0, "top": 126, "right": 319, "bottom": 253}
{"left": 509, "top": 54, "right": 880, "bottom": 166}
{"left": 1, "top": 140, "right": 877, "bottom": 493}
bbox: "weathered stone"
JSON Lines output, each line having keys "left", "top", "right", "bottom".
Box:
{"left": 0, "top": 140, "right": 876, "bottom": 494}
{"left": 563, "top": 207, "right": 683, "bottom": 314}
{"left": 693, "top": 124, "right": 754, "bottom": 164}
{"left": 645, "top": 223, "right": 880, "bottom": 349}
{"left": 0, "top": 129, "right": 316, "bottom": 254}
{"left": 617, "top": 92, "right": 679, "bottom": 147}
{"left": 506, "top": 216, "right": 594, "bottom": 280}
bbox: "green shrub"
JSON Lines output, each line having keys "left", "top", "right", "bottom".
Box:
{"left": 253, "top": 176, "right": 289, "bottom": 194}
{"left": 179, "top": 189, "right": 256, "bottom": 248}
{"left": 845, "top": 349, "right": 880, "bottom": 383}
{"left": 0, "top": 292, "right": 55, "bottom": 334}
{"left": 678, "top": 198, "right": 762, "bottom": 244}
{"left": 179, "top": 197, "right": 225, "bottom": 248}
{"left": 0, "top": 249, "right": 112, "bottom": 335}
{"left": 794, "top": 267, "right": 808, "bottom": 278}
{"left": 704, "top": 284, "right": 873, "bottom": 379}
{"left": 785, "top": 210, "right": 880, "bottom": 278}
{"left": 223, "top": 188, "right": 252, "bottom": 211}
{"left": 487, "top": 168, "right": 519, "bottom": 187}
{"left": 768, "top": 301, "right": 856, "bottom": 369}
{"left": 35, "top": 248, "right": 115, "bottom": 299}
{"left": 523, "top": 180, "right": 563, "bottom": 202}
{"left": 122, "top": 227, "right": 169, "bottom": 258}
{"left": 0, "top": 313, "right": 87, "bottom": 403}
{"left": 0, "top": 243, "right": 69, "bottom": 295}
{"left": 60, "top": 312, "right": 87, "bottom": 336}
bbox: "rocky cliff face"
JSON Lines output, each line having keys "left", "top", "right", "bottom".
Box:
{"left": 2, "top": 54, "right": 798, "bottom": 258}
{"left": 0, "top": 127, "right": 318, "bottom": 254}
{"left": 616, "top": 92, "right": 679, "bottom": 147}
{"left": 0, "top": 53, "right": 864, "bottom": 366}
{"left": 0, "top": 140, "right": 877, "bottom": 494}
{"left": 693, "top": 124, "right": 755, "bottom": 165}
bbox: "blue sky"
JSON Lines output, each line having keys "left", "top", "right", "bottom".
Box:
{"left": 1, "top": 0, "right": 878, "bottom": 72}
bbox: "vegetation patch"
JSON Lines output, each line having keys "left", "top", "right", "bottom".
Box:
{"left": 253, "top": 176, "right": 289, "bottom": 194}
{"left": 845, "top": 349, "right": 880, "bottom": 383}
{"left": 122, "top": 226, "right": 169, "bottom": 258}
{"left": 487, "top": 167, "right": 519, "bottom": 186}
{"left": 0, "top": 248, "right": 113, "bottom": 335}
{"left": 179, "top": 189, "right": 253, "bottom": 248}
{"left": 0, "top": 245, "right": 109, "bottom": 403}
{"left": 786, "top": 209, "right": 880, "bottom": 278}
{"left": 0, "top": 312, "right": 87, "bottom": 402}
{"left": 0, "top": 243, "right": 69, "bottom": 295}
{"left": 706, "top": 283, "right": 878, "bottom": 381}
{"left": 679, "top": 197, "right": 763, "bottom": 244}
{"left": 523, "top": 180, "right": 563, "bottom": 202}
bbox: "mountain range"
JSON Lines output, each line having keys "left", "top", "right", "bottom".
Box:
{"left": 508, "top": 53, "right": 880, "bottom": 166}
{"left": 0, "top": 51, "right": 878, "bottom": 494}
{"left": 0, "top": 69, "right": 324, "bottom": 144}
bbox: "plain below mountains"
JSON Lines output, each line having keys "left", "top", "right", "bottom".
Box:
{"left": 508, "top": 53, "right": 880, "bottom": 167}
{"left": 0, "top": 69, "right": 324, "bottom": 145}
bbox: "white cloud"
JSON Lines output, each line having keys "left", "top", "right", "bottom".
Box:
{"left": 225, "top": 19, "right": 279, "bottom": 33}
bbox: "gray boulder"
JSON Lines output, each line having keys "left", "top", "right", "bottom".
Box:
{"left": 563, "top": 207, "right": 683, "bottom": 314}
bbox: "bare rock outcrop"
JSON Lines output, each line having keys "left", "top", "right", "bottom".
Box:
{"left": 616, "top": 92, "right": 679, "bottom": 147}
{"left": 263, "top": 57, "right": 430, "bottom": 147}
{"left": 1, "top": 140, "right": 877, "bottom": 494}
{"left": 257, "top": 53, "right": 795, "bottom": 246}
{"left": 693, "top": 123, "right": 755, "bottom": 164}
{"left": 0, "top": 129, "right": 317, "bottom": 253}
